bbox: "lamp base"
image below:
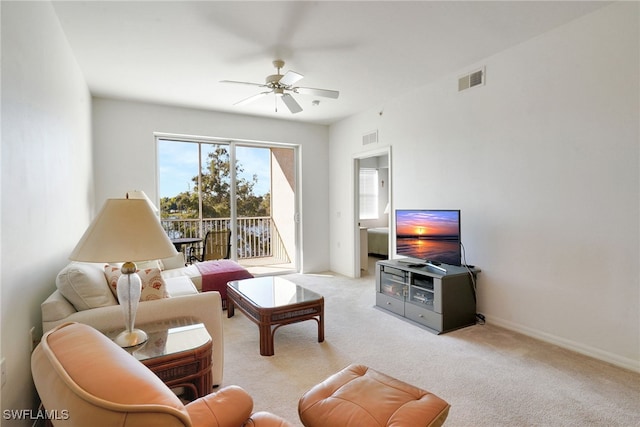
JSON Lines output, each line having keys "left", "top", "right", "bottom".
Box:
{"left": 114, "top": 328, "right": 148, "bottom": 348}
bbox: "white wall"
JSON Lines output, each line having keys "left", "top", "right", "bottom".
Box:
{"left": 329, "top": 2, "right": 639, "bottom": 371}
{"left": 91, "top": 98, "right": 330, "bottom": 273}
{"left": 1, "top": 1, "right": 92, "bottom": 421}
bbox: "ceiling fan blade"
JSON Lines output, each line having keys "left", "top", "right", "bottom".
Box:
{"left": 279, "top": 70, "right": 304, "bottom": 87}
{"left": 220, "top": 80, "right": 266, "bottom": 88}
{"left": 294, "top": 86, "right": 339, "bottom": 99}
{"left": 234, "top": 91, "right": 271, "bottom": 106}
{"left": 281, "top": 93, "right": 303, "bottom": 114}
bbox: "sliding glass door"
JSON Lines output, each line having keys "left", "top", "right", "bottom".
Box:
{"left": 157, "top": 137, "right": 298, "bottom": 274}
{"left": 236, "top": 146, "right": 297, "bottom": 274}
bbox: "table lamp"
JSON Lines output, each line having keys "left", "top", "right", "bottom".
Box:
{"left": 69, "top": 196, "right": 177, "bottom": 347}
{"left": 126, "top": 189, "right": 159, "bottom": 214}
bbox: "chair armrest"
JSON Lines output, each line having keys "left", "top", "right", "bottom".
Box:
{"left": 245, "top": 412, "right": 296, "bottom": 427}
{"left": 186, "top": 385, "right": 253, "bottom": 427}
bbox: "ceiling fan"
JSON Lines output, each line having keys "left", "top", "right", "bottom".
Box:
{"left": 220, "top": 59, "right": 339, "bottom": 114}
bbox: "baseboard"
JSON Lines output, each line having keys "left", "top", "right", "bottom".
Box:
{"left": 485, "top": 315, "right": 640, "bottom": 373}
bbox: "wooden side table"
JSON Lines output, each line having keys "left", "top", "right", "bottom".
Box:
{"left": 105, "top": 317, "right": 212, "bottom": 400}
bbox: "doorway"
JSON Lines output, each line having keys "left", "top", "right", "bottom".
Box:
{"left": 353, "top": 147, "right": 392, "bottom": 277}
{"left": 236, "top": 145, "right": 298, "bottom": 275}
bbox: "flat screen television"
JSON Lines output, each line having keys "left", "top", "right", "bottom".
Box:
{"left": 395, "top": 209, "right": 461, "bottom": 266}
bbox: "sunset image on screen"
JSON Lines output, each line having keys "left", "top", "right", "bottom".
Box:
{"left": 395, "top": 210, "right": 461, "bottom": 264}
{"left": 396, "top": 210, "right": 459, "bottom": 239}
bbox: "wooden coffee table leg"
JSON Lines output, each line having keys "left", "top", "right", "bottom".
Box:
{"left": 318, "top": 307, "right": 325, "bottom": 343}
{"left": 227, "top": 299, "right": 235, "bottom": 318}
{"left": 259, "top": 323, "right": 274, "bottom": 356}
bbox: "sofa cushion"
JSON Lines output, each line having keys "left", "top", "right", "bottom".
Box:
{"left": 135, "top": 259, "right": 163, "bottom": 270}
{"left": 159, "top": 252, "right": 186, "bottom": 270}
{"left": 104, "top": 266, "right": 170, "bottom": 302}
{"left": 161, "top": 264, "right": 203, "bottom": 291}
{"left": 164, "top": 276, "right": 199, "bottom": 297}
{"left": 56, "top": 263, "right": 117, "bottom": 311}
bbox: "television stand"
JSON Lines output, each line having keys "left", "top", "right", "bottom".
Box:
{"left": 397, "top": 259, "right": 448, "bottom": 273}
{"left": 426, "top": 261, "right": 447, "bottom": 273}
{"left": 375, "top": 260, "right": 479, "bottom": 334}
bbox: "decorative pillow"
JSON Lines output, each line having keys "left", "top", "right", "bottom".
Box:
{"left": 104, "top": 266, "right": 170, "bottom": 302}
{"left": 56, "top": 262, "right": 117, "bottom": 311}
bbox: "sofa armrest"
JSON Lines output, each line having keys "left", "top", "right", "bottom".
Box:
{"left": 41, "top": 290, "right": 77, "bottom": 323}
{"left": 42, "top": 291, "right": 224, "bottom": 387}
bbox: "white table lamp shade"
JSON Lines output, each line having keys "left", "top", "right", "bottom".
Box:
{"left": 68, "top": 197, "right": 177, "bottom": 347}
{"left": 126, "top": 189, "right": 159, "bottom": 214}
{"left": 69, "top": 198, "right": 176, "bottom": 263}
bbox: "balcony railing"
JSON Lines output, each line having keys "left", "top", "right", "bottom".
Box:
{"left": 161, "top": 216, "right": 289, "bottom": 262}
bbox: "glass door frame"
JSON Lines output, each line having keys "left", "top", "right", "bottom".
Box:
{"left": 155, "top": 132, "right": 301, "bottom": 273}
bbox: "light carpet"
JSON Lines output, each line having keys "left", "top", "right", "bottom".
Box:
{"left": 219, "top": 271, "right": 640, "bottom": 426}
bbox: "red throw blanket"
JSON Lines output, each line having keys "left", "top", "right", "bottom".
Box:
{"left": 195, "top": 260, "right": 253, "bottom": 302}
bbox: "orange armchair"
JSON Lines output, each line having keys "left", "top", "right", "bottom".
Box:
{"left": 31, "top": 322, "right": 292, "bottom": 427}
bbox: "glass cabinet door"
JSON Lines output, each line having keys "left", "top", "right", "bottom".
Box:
{"left": 409, "top": 274, "right": 435, "bottom": 310}
{"left": 379, "top": 266, "right": 407, "bottom": 300}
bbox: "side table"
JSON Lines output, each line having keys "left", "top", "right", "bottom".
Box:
{"left": 105, "top": 317, "right": 212, "bottom": 400}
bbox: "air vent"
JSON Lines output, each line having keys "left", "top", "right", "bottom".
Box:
{"left": 458, "top": 67, "right": 485, "bottom": 92}
{"left": 362, "top": 130, "right": 378, "bottom": 145}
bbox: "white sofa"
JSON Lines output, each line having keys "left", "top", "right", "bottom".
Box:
{"left": 40, "top": 253, "right": 224, "bottom": 386}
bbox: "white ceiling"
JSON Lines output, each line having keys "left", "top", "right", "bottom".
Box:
{"left": 51, "top": 1, "right": 610, "bottom": 125}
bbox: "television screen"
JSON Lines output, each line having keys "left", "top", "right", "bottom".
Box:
{"left": 395, "top": 209, "right": 461, "bottom": 266}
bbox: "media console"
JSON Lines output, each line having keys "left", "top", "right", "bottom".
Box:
{"left": 375, "top": 259, "right": 479, "bottom": 334}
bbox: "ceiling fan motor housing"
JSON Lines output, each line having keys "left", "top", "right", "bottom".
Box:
{"left": 266, "top": 74, "right": 283, "bottom": 87}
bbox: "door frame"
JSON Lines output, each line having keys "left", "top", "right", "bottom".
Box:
{"left": 155, "top": 132, "right": 301, "bottom": 273}
{"left": 352, "top": 146, "right": 392, "bottom": 278}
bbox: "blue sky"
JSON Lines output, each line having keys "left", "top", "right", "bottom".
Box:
{"left": 158, "top": 141, "right": 270, "bottom": 198}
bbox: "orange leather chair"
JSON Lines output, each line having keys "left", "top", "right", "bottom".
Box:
{"left": 32, "top": 322, "right": 293, "bottom": 427}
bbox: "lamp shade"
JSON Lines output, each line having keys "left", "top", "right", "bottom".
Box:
{"left": 126, "top": 189, "right": 158, "bottom": 214}
{"left": 69, "top": 198, "right": 177, "bottom": 263}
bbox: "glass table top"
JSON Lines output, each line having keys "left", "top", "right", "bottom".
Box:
{"left": 105, "top": 317, "right": 210, "bottom": 362}
{"left": 228, "top": 276, "right": 322, "bottom": 308}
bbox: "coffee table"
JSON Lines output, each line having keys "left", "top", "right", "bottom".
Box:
{"left": 105, "top": 317, "right": 212, "bottom": 399}
{"left": 227, "top": 276, "right": 324, "bottom": 356}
